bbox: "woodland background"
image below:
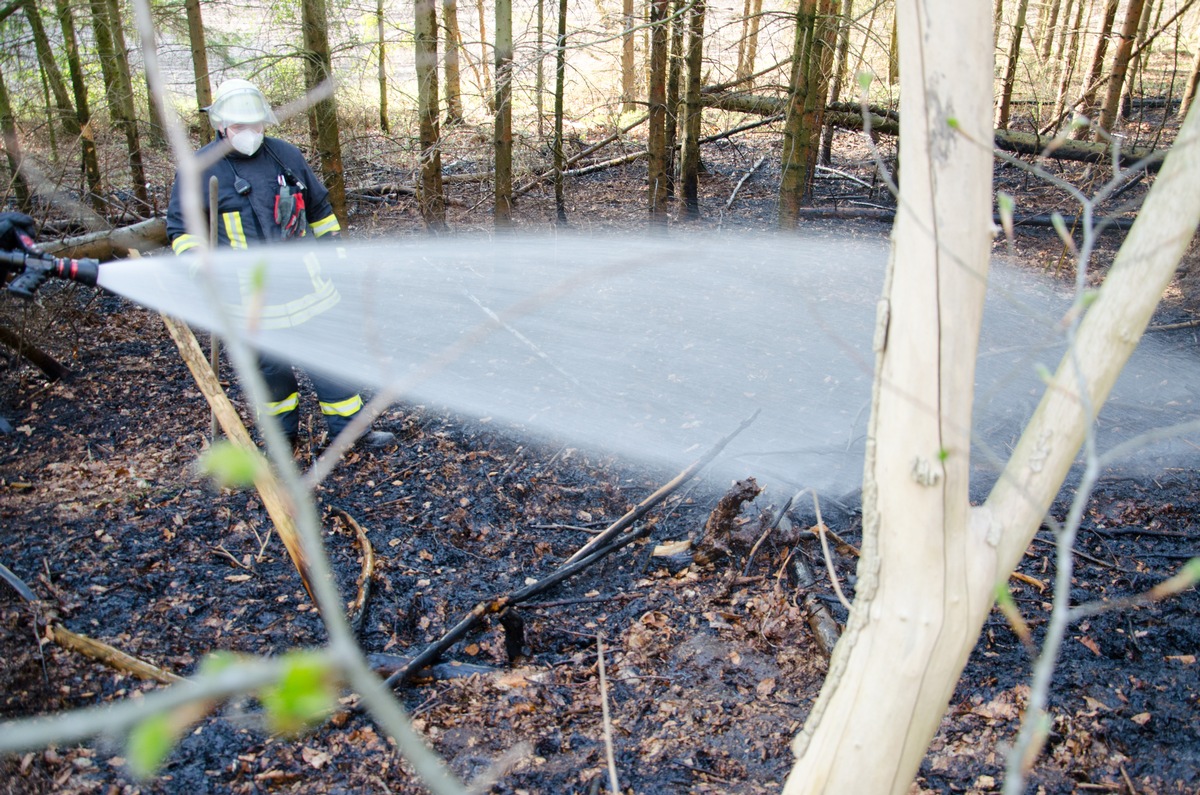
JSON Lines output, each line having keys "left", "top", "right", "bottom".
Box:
{"left": 1, "top": 1, "right": 1199, "bottom": 795}
{"left": 0, "top": 0, "right": 1196, "bottom": 236}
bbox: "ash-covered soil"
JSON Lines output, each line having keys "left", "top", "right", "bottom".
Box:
{"left": 0, "top": 126, "right": 1197, "bottom": 794}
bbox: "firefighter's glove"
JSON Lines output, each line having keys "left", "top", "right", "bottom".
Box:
{"left": 0, "top": 212, "right": 39, "bottom": 255}
{"left": 274, "top": 178, "right": 308, "bottom": 239}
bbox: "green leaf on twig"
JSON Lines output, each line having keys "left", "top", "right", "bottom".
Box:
{"left": 197, "top": 441, "right": 265, "bottom": 489}
{"left": 260, "top": 652, "right": 336, "bottom": 736}
{"left": 127, "top": 713, "right": 176, "bottom": 778}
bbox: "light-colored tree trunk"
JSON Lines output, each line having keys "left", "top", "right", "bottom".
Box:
{"left": 1074, "top": 0, "right": 1119, "bottom": 137}
{"left": 442, "top": 0, "right": 464, "bottom": 124}
{"left": 996, "top": 0, "right": 1030, "bottom": 130}
{"left": 1097, "top": 0, "right": 1147, "bottom": 133}
{"left": 783, "top": 0, "right": 995, "bottom": 787}
{"left": 1179, "top": 24, "right": 1200, "bottom": 118}
{"left": 1122, "top": 0, "right": 1155, "bottom": 117}
{"left": 784, "top": 2, "right": 1200, "bottom": 792}
{"left": 477, "top": 0, "right": 495, "bottom": 113}
{"left": 301, "top": 0, "right": 348, "bottom": 226}
{"left": 415, "top": 0, "right": 447, "bottom": 229}
{"left": 736, "top": 0, "right": 764, "bottom": 85}
{"left": 493, "top": 0, "right": 513, "bottom": 227}
{"left": 1037, "top": 0, "right": 1063, "bottom": 63}
{"left": 55, "top": 0, "right": 105, "bottom": 217}
{"left": 1051, "top": 0, "right": 1089, "bottom": 134}
{"left": 621, "top": 0, "right": 636, "bottom": 113}
{"left": 377, "top": 0, "right": 390, "bottom": 132}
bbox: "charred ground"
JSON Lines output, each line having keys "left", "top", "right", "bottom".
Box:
{"left": 1, "top": 127, "right": 1198, "bottom": 794}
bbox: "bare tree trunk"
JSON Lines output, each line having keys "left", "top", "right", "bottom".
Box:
{"left": 477, "top": 0, "right": 494, "bottom": 113}
{"left": 1052, "top": 0, "right": 1090, "bottom": 134}
{"left": 90, "top": 0, "right": 149, "bottom": 211}
{"left": 1097, "top": 0, "right": 1147, "bottom": 133}
{"left": 820, "top": 0, "right": 853, "bottom": 165}
{"left": 777, "top": 0, "right": 836, "bottom": 228}
{"left": 1038, "top": 0, "right": 1063, "bottom": 63}
{"left": 553, "top": 0, "right": 567, "bottom": 223}
{"left": 735, "top": 0, "right": 752, "bottom": 80}
{"left": 1180, "top": 28, "right": 1200, "bottom": 118}
{"left": 494, "top": 0, "right": 512, "bottom": 227}
{"left": 301, "top": 0, "right": 348, "bottom": 226}
{"left": 22, "top": 0, "right": 79, "bottom": 136}
{"left": 784, "top": 1, "right": 995, "bottom": 788}
{"left": 680, "top": 0, "right": 704, "bottom": 218}
{"left": 1122, "top": 0, "right": 1156, "bottom": 117}
{"left": 646, "top": 0, "right": 669, "bottom": 224}
{"left": 443, "top": 0, "right": 464, "bottom": 124}
{"left": 55, "top": 0, "right": 105, "bottom": 217}
{"left": 415, "top": 0, "right": 446, "bottom": 229}
{"left": 786, "top": 3, "right": 1200, "bottom": 791}
{"left": 996, "top": 0, "right": 1030, "bottom": 130}
{"left": 0, "top": 63, "right": 33, "bottom": 211}
{"left": 1049, "top": 0, "right": 1075, "bottom": 83}
{"left": 184, "top": 0, "right": 212, "bottom": 146}
{"left": 378, "top": 0, "right": 390, "bottom": 132}
{"left": 664, "top": 0, "right": 684, "bottom": 197}
{"left": 1074, "top": 0, "right": 1119, "bottom": 137}
{"left": 535, "top": 0, "right": 544, "bottom": 138}
{"left": 621, "top": 0, "right": 636, "bottom": 113}
{"left": 736, "top": 0, "right": 764, "bottom": 85}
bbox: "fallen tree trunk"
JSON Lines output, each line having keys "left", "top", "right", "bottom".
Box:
{"left": 701, "top": 91, "right": 1163, "bottom": 167}
{"left": 42, "top": 217, "right": 168, "bottom": 261}
{"left": 0, "top": 323, "right": 71, "bottom": 381}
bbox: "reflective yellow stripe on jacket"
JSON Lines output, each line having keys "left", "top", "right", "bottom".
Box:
{"left": 310, "top": 213, "right": 341, "bottom": 238}
{"left": 172, "top": 233, "right": 200, "bottom": 255}
{"left": 222, "top": 212, "right": 249, "bottom": 249}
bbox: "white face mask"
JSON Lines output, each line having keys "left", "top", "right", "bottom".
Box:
{"left": 229, "top": 129, "right": 263, "bottom": 156}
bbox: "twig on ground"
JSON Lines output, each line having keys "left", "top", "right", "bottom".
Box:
{"left": 780, "top": 517, "right": 842, "bottom": 656}
{"left": 566, "top": 410, "right": 758, "bottom": 566}
{"left": 51, "top": 624, "right": 183, "bottom": 685}
{"left": 726, "top": 156, "right": 766, "bottom": 210}
{"left": 0, "top": 561, "right": 38, "bottom": 602}
{"left": 596, "top": 634, "right": 621, "bottom": 795}
{"left": 810, "top": 492, "right": 852, "bottom": 611}
{"left": 331, "top": 508, "right": 377, "bottom": 635}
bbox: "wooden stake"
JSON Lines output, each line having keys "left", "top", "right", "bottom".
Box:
{"left": 160, "top": 313, "right": 317, "bottom": 606}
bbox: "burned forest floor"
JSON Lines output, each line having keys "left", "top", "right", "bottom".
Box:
{"left": 1, "top": 120, "right": 1199, "bottom": 795}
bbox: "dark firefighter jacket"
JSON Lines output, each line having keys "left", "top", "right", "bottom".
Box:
{"left": 165, "top": 137, "right": 343, "bottom": 330}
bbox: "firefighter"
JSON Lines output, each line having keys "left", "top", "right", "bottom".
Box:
{"left": 166, "top": 79, "right": 394, "bottom": 450}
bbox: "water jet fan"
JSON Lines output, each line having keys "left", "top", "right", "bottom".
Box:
{"left": 95, "top": 233, "right": 1200, "bottom": 498}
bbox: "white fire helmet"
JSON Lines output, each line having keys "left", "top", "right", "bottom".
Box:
{"left": 206, "top": 79, "right": 279, "bottom": 131}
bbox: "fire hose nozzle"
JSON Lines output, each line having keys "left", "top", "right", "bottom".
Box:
{"left": 1, "top": 250, "right": 101, "bottom": 298}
